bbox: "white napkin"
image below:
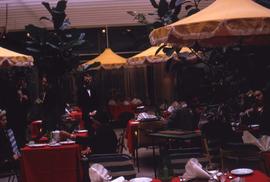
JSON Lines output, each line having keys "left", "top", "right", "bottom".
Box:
{"left": 242, "top": 130, "right": 270, "bottom": 151}
{"left": 89, "top": 163, "right": 112, "bottom": 182}
{"left": 110, "top": 176, "right": 125, "bottom": 182}
{"left": 182, "top": 158, "right": 211, "bottom": 181}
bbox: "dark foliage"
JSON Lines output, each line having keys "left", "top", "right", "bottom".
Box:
{"left": 255, "top": 0, "right": 270, "bottom": 8}
{"left": 24, "top": 0, "right": 97, "bottom": 78}
{"left": 149, "top": 0, "right": 202, "bottom": 27}
{"left": 164, "top": 46, "right": 270, "bottom": 103}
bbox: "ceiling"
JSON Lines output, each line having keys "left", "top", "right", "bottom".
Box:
{"left": 0, "top": 0, "right": 214, "bottom": 32}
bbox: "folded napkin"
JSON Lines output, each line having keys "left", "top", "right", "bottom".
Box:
{"left": 110, "top": 176, "right": 125, "bottom": 182}
{"left": 242, "top": 130, "right": 270, "bottom": 151}
{"left": 89, "top": 163, "right": 112, "bottom": 182}
{"left": 182, "top": 158, "right": 211, "bottom": 181}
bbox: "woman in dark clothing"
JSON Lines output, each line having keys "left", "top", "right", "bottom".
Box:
{"left": 61, "top": 110, "right": 118, "bottom": 154}
{"left": 88, "top": 120, "right": 118, "bottom": 154}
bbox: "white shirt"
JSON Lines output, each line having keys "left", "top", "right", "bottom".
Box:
{"left": 87, "top": 89, "right": 91, "bottom": 97}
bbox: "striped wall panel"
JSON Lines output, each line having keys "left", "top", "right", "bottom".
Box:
{"left": 0, "top": 0, "right": 214, "bottom": 31}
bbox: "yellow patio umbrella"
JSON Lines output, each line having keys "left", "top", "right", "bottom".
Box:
{"left": 149, "top": 0, "right": 270, "bottom": 47}
{"left": 82, "top": 48, "right": 126, "bottom": 69}
{"left": 0, "top": 47, "right": 34, "bottom": 67}
{"left": 127, "top": 46, "right": 192, "bottom": 65}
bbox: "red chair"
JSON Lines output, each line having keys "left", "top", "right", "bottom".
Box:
{"left": 30, "top": 120, "right": 43, "bottom": 139}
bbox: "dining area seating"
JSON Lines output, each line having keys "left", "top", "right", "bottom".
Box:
{"left": 14, "top": 102, "right": 270, "bottom": 182}
{"left": 125, "top": 118, "right": 167, "bottom": 164}
{"left": 220, "top": 142, "right": 263, "bottom": 171}
{"left": 16, "top": 112, "right": 270, "bottom": 182}
{"left": 0, "top": 168, "right": 17, "bottom": 182}
{"left": 167, "top": 147, "right": 209, "bottom": 176}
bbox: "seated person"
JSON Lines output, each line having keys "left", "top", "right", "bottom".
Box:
{"left": 167, "top": 102, "right": 197, "bottom": 131}
{"left": 201, "top": 119, "right": 242, "bottom": 145}
{"left": 61, "top": 110, "right": 118, "bottom": 155}
{"left": 0, "top": 109, "right": 21, "bottom": 172}
{"left": 240, "top": 90, "right": 264, "bottom": 126}
{"left": 167, "top": 101, "right": 181, "bottom": 113}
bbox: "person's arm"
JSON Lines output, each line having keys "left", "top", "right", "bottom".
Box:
{"left": 60, "top": 130, "right": 76, "bottom": 140}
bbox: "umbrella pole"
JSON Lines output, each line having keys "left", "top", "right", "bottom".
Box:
{"left": 106, "top": 25, "right": 109, "bottom": 48}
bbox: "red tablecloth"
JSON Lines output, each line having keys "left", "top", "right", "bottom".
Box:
{"left": 125, "top": 119, "right": 140, "bottom": 154}
{"left": 262, "top": 151, "right": 270, "bottom": 173}
{"left": 171, "top": 170, "right": 270, "bottom": 182}
{"left": 108, "top": 104, "right": 136, "bottom": 121}
{"left": 20, "top": 144, "right": 82, "bottom": 182}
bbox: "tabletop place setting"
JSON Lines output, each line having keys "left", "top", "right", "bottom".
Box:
{"left": 172, "top": 158, "right": 257, "bottom": 182}
{"left": 26, "top": 130, "right": 76, "bottom": 148}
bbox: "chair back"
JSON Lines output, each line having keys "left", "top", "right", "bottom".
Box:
{"left": 30, "top": 120, "right": 43, "bottom": 139}
{"left": 202, "top": 137, "right": 221, "bottom": 167}
{"left": 118, "top": 112, "right": 135, "bottom": 128}
{"left": 167, "top": 147, "right": 209, "bottom": 175}
{"left": 86, "top": 153, "right": 136, "bottom": 180}
{"left": 0, "top": 169, "right": 17, "bottom": 182}
{"left": 137, "top": 120, "right": 165, "bottom": 148}
{"left": 220, "top": 142, "right": 262, "bottom": 170}
{"left": 116, "top": 128, "right": 126, "bottom": 153}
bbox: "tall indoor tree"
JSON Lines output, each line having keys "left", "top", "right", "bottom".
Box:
{"left": 24, "top": 0, "right": 97, "bottom": 131}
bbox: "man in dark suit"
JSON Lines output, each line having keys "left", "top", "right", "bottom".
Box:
{"left": 0, "top": 109, "right": 20, "bottom": 171}
{"left": 77, "top": 73, "right": 99, "bottom": 132}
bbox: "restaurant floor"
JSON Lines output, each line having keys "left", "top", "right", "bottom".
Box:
{"left": 116, "top": 128, "right": 157, "bottom": 178}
